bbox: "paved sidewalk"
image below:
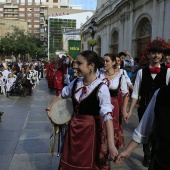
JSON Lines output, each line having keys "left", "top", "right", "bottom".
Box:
{"left": 0, "top": 79, "right": 147, "bottom": 170}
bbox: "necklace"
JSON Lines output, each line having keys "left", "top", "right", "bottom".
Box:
{"left": 105, "top": 71, "right": 115, "bottom": 76}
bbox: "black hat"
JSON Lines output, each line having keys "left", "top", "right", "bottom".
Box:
{"left": 163, "top": 48, "right": 170, "bottom": 55}
{"left": 148, "top": 46, "right": 163, "bottom": 53}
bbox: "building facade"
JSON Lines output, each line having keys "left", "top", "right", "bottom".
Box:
{"left": 0, "top": 0, "right": 47, "bottom": 39}
{"left": 47, "top": 11, "right": 94, "bottom": 59}
{"left": 81, "top": 0, "right": 170, "bottom": 58}
{"left": 0, "top": 19, "right": 28, "bottom": 36}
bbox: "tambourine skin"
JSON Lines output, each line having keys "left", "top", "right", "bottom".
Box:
{"left": 50, "top": 98, "right": 73, "bottom": 125}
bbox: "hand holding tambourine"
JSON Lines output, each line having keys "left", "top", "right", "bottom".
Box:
{"left": 46, "top": 97, "right": 73, "bottom": 125}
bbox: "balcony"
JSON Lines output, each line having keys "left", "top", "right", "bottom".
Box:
{"left": 4, "top": 16, "right": 18, "bottom": 19}
{"left": 4, "top": 5, "right": 18, "bottom": 9}
{"left": 4, "top": 11, "right": 18, "bottom": 14}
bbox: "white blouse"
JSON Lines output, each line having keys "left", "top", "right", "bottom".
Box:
{"left": 99, "top": 71, "right": 129, "bottom": 97}
{"left": 119, "top": 69, "right": 132, "bottom": 87}
{"left": 61, "top": 77, "right": 113, "bottom": 121}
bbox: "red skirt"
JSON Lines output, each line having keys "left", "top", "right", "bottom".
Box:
{"left": 47, "top": 76, "right": 54, "bottom": 89}
{"left": 54, "top": 70, "right": 64, "bottom": 90}
{"left": 59, "top": 114, "right": 110, "bottom": 170}
{"left": 110, "top": 95, "right": 124, "bottom": 149}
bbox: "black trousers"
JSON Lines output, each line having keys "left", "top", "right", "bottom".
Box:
{"left": 138, "top": 108, "right": 156, "bottom": 163}
{"left": 149, "top": 158, "right": 168, "bottom": 170}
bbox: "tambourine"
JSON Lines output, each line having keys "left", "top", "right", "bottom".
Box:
{"left": 50, "top": 98, "right": 73, "bottom": 125}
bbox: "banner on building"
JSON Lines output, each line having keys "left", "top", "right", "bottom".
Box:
{"left": 68, "top": 40, "right": 81, "bottom": 59}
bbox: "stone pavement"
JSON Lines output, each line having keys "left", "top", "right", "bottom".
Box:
{"left": 0, "top": 79, "right": 147, "bottom": 170}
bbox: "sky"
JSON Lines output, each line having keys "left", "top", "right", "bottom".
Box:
{"left": 71, "top": 0, "right": 97, "bottom": 10}
{"left": 0, "top": 0, "right": 97, "bottom": 10}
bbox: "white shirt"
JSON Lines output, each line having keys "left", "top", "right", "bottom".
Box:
{"left": 123, "top": 58, "right": 134, "bottom": 67}
{"left": 132, "top": 89, "right": 159, "bottom": 144}
{"left": 2, "top": 70, "right": 10, "bottom": 79}
{"left": 132, "top": 66, "right": 170, "bottom": 99}
{"left": 61, "top": 77, "right": 113, "bottom": 121}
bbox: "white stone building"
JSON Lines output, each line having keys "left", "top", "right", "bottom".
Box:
{"left": 81, "top": 0, "right": 170, "bottom": 57}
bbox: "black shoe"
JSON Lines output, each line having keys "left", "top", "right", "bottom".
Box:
{"left": 142, "top": 158, "right": 151, "bottom": 167}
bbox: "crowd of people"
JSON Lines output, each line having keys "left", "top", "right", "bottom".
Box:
{"left": 45, "top": 46, "right": 170, "bottom": 170}
{"left": 1, "top": 45, "right": 170, "bottom": 170}
{"left": 0, "top": 60, "right": 45, "bottom": 97}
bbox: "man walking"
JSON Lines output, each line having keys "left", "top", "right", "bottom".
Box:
{"left": 126, "top": 46, "right": 170, "bottom": 167}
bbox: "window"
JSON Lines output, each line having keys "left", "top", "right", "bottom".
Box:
{"left": 19, "top": 13, "right": 25, "bottom": 17}
{"left": 19, "top": 8, "right": 25, "bottom": 11}
{"left": 34, "top": 30, "right": 40, "bottom": 33}
{"left": 34, "top": 25, "right": 40, "bottom": 28}
{"left": 139, "top": 20, "right": 151, "bottom": 37}
{"left": 0, "top": 8, "right": 3, "bottom": 11}
{"left": 34, "top": 14, "right": 40, "bottom": 17}
{"left": 40, "top": 28, "right": 44, "bottom": 32}
{"left": 28, "top": 13, "right": 32, "bottom": 17}
{"left": 34, "top": 8, "right": 40, "bottom": 11}
{"left": 111, "top": 30, "right": 119, "bottom": 54}
{"left": 27, "top": 8, "right": 32, "bottom": 11}
{"left": 34, "top": 20, "right": 39, "bottom": 22}
{"left": 137, "top": 19, "right": 152, "bottom": 57}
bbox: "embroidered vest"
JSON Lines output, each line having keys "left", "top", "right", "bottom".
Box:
{"left": 72, "top": 79, "right": 103, "bottom": 115}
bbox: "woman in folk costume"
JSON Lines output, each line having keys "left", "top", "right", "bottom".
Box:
{"left": 99, "top": 53, "right": 130, "bottom": 150}
{"left": 116, "top": 55, "right": 133, "bottom": 91}
{"left": 46, "top": 50, "right": 118, "bottom": 170}
{"left": 45, "top": 61, "right": 50, "bottom": 79}
{"left": 54, "top": 57, "right": 64, "bottom": 96}
{"left": 47, "top": 59, "right": 56, "bottom": 91}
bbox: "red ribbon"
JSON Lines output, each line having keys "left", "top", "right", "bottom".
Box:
{"left": 75, "top": 86, "right": 87, "bottom": 102}
{"left": 149, "top": 67, "right": 161, "bottom": 74}
{"left": 75, "top": 86, "right": 87, "bottom": 94}
{"left": 166, "top": 64, "right": 170, "bottom": 68}
{"left": 103, "top": 78, "right": 110, "bottom": 87}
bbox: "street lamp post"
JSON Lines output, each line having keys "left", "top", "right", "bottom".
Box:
{"left": 89, "top": 19, "right": 97, "bottom": 51}
{"left": 47, "top": 17, "right": 50, "bottom": 61}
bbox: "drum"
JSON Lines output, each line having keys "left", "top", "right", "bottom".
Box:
{"left": 50, "top": 98, "right": 73, "bottom": 125}
{"left": 48, "top": 98, "right": 73, "bottom": 156}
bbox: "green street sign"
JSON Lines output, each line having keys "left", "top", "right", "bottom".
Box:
{"left": 68, "top": 40, "right": 81, "bottom": 59}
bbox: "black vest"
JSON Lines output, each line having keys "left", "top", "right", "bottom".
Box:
{"left": 160, "top": 62, "right": 166, "bottom": 68}
{"left": 139, "top": 67, "right": 167, "bottom": 108}
{"left": 72, "top": 79, "right": 103, "bottom": 115}
{"left": 154, "top": 85, "right": 170, "bottom": 164}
